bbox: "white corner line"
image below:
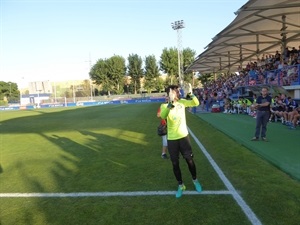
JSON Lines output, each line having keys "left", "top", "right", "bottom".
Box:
{"left": 0, "top": 190, "right": 231, "bottom": 198}
{"left": 188, "top": 127, "right": 262, "bottom": 225}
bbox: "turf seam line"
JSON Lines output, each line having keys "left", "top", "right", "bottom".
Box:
{"left": 188, "top": 127, "right": 263, "bottom": 225}
{"left": 0, "top": 190, "right": 230, "bottom": 198}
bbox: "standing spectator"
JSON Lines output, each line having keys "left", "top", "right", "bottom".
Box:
{"left": 274, "top": 50, "right": 281, "bottom": 64}
{"left": 283, "top": 47, "right": 290, "bottom": 62}
{"left": 160, "top": 85, "right": 202, "bottom": 198}
{"left": 251, "top": 87, "right": 272, "bottom": 141}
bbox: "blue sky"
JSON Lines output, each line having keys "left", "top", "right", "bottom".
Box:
{"left": 1, "top": 0, "right": 247, "bottom": 88}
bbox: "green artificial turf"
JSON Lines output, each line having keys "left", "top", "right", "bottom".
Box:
{"left": 0, "top": 104, "right": 299, "bottom": 225}
{"left": 196, "top": 112, "right": 300, "bottom": 180}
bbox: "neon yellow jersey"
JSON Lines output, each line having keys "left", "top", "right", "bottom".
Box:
{"left": 244, "top": 99, "right": 252, "bottom": 106}
{"left": 160, "top": 96, "right": 199, "bottom": 140}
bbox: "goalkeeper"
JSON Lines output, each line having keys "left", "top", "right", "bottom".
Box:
{"left": 160, "top": 84, "right": 202, "bottom": 198}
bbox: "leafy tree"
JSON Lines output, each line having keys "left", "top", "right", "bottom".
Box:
{"left": 154, "top": 77, "right": 166, "bottom": 93}
{"left": 159, "top": 47, "right": 178, "bottom": 85}
{"left": 80, "top": 79, "right": 93, "bottom": 98}
{"left": 89, "top": 56, "right": 126, "bottom": 95}
{"left": 182, "top": 48, "right": 197, "bottom": 85}
{"left": 197, "top": 73, "right": 213, "bottom": 86}
{"left": 144, "top": 55, "right": 160, "bottom": 93}
{"left": 0, "top": 81, "right": 20, "bottom": 103}
{"left": 127, "top": 54, "right": 143, "bottom": 94}
{"left": 107, "top": 55, "right": 126, "bottom": 94}
{"left": 159, "top": 47, "right": 197, "bottom": 87}
{"left": 182, "top": 47, "right": 196, "bottom": 72}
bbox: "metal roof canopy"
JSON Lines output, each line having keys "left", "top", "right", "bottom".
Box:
{"left": 187, "top": 0, "right": 300, "bottom": 74}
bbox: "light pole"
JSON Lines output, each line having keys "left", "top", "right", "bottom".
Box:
{"left": 72, "top": 81, "right": 76, "bottom": 103}
{"left": 171, "top": 20, "right": 185, "bottom": 86}
{"left": 90, "top": 80, "right": 93, "bottom": 101}
{"left": 87, "top": 53, "right": 93, "bottom": 101}
{"left": 37, "top": 89, "right": 42, "bottom": 108}
{"left": 54, "top": 82, "right": 57, "bottom": 103}
{"left": 8, "top": 82, "right": 12, "bottom": 103}
{"left": 9, "top": 82, "right": 12, "bottom": 96}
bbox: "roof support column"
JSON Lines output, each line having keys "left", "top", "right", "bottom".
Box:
{"left": 256, "top": 34, "right": 260, "bottom": 59}
{"left": 239, "top": 45, "right": 243, "bottom": 69}
{"left": 228, "top": 51, "right": 231, "bottom": 74}
{"left": 281, "top": 15, "right": 287, "bottom": 57}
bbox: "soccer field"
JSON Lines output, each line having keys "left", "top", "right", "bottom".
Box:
{"left": 0, "top": 104, "right": 299, "bottom": 225}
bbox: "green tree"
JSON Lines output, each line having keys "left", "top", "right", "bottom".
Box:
{"left": 144, "top": 55, "right": 160, "bottom": 93}
{"left": 0, "top": 81, "right": 20, "bottom": 103}
{"left": 154, "top": 77, "right": 166, "bottom": 93}
{"left": 127, "top": 54, "right": 143, "bottom": 94}
{"left": 182, "top": 48, "right": 196, "bottom": 85}
{"left": 89, "top": 56, "right": 126, "bottom": 95}
{"left": 159, "top": 47, "right": 197, "bottom": 87}
{"left": 90, "top": 59, "right": 111, "bottom": 94}
{"left": 80, "top": 79, "right": 93, "bottom": 98}
{"left": 197, "top": 73, "right": 213, "bottom": 86}
{"left": 159, "top": 47, "right": 178, "bottom": 85}
{"left": 107, "top": 55, "right": 126, "bottom": 94}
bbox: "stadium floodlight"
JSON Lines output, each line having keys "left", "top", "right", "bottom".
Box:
{"left": 171, "top": 20, "right": 185, "bottom": 86}
{"left": 8, "top": 82, "right": 12, "bottom": 97}
{"left": 37, "top": 89, "right": 42, "bottom": 108}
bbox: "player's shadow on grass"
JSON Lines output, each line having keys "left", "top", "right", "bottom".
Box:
{"left": 9, "top": 131, "right": 149, "bottom": 225}
{"left": 39, "top": 131, "right": 149, "bottom": 192}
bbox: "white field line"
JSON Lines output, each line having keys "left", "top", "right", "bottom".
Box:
{"left": 188, "top": 127, "right": 262, "bottom": 225}
{"left": 0, "top": 190, "right": 230, "bottom": 198}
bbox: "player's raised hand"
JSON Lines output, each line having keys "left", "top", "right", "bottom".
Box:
{"left": 168, "top": 89, "right": 175, "bottom": 109}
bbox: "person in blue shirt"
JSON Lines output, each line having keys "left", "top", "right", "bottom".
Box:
{"left": 283, "top": 97, "right": 299, "bottom": 126}
{"left": 251, "top": 87, "right": 272, "bottom": 141}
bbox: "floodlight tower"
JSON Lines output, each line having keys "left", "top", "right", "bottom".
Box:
{"left": 171, "top": 20, "right": 185, "bottom": 86}
{"left": 86, "top": 53, "right": 93, "bottom": 101}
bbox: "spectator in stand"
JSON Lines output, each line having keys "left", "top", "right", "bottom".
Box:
{"left": 274, "top": 99, "right": 286, "bottom": 123}
{"left": 283, "top": 97, "right": 299, "bottom": 126}
{"left": 249, "top": 67, "right": 257, "bottom": 81}
{"left": 223, "top": 97, "right": 233, "bottom": 113}
{"left": 290, "top": 55, "right": 298, "bottom": 65}
{"left": 289, "top": 106, "right": 300, "bottom": 130}
{"left": 290, "top": 47, "right": 298, "bottom": 57}
{"left": 274, "top": 51, "right": 281, "bottom": 66}
{"left": 249, "top": 93, "right": 257, "bottom": 117}
{"left": 269, "top": 95, "right": 279, "bottom": 122}
{"left": 283, "top": 47, "right": 290, "bottom": 62}
{"left": 244, "top": 97, "right": 253, "bottom": 115}
{"left": 273, "top": 93, "right": 288, "bottom": 123}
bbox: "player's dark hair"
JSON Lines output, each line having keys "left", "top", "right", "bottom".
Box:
{"left": 166, "top": 85, "right": 179, "bottom": 96}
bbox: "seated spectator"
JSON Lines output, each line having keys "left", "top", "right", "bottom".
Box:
{"left": 274, "top": 99, "right": 287, "bottom": 123}
{"left": 269, "top": 95, "right": 279, "bottom": 122}
{"left": 283, "top": 97, "right": 299, "bottom": 125}
{"left": 223, "top": 97, "right": 233, "bottom": 113}
{"left": 249, "top": 68, "right": 257, "bottom": 80}
{"left": 289, "top": 106, "right": 300, "bottom": 130}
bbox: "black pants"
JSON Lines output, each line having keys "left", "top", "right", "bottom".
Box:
{"left": 167, "top": 136, "right": 197, "bottom": 184}
{"left": 255, "top": 111, "right": 270, "bottom": 138}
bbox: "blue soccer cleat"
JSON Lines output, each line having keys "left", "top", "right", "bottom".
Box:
{"left": 193, "top": 179, "right": 202, "bottom": 192}
{"left": 176, "top": 184, "right": 186, "bottom": 198}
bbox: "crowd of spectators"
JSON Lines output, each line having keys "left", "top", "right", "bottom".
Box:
{"left": 191, "top": 46, "right": 300, "bottom": 128}
{"left": 193, "top": 46, "right": 300, "bottom": 107}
